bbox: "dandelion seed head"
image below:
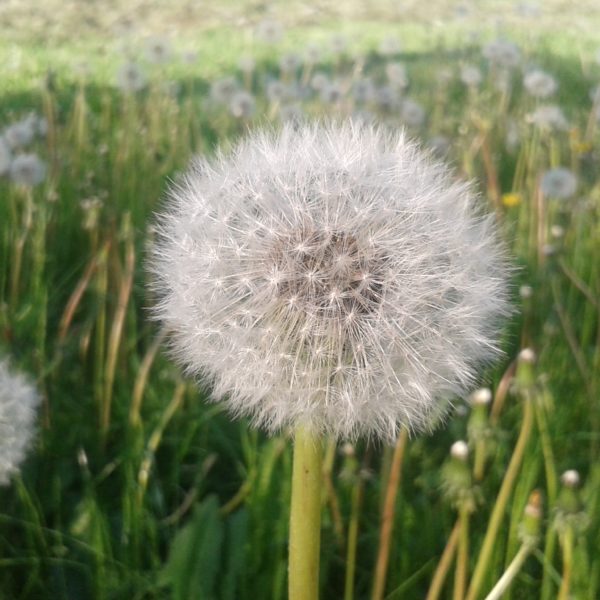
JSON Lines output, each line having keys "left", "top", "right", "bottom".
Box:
{"left": 9, "top": 153, "right": 47, "bottom": 187}
{"left": 460, "top": 65, "right": 482, "bottom": 87}
{"left": 230, "top": 91, "right": 256, "bottom": 119}
{"left": 145, "top": 36, "right": 172, "bottom": 65}
{"left": 541, "top": 167, "right": 577, "bottom": 199}
{"left": 483, "top": 40, "right": 521, "bottom": 69}
{"left": 116, "top": 62, "right": 146, "bottom": 93}
{"left": 0, "top": 360, "right": 40, "bottom": 486}
{"left": 385, "top": 62, "right": 409, "bottom": 89}
{"left": 150, "top": 121, "right": 512, "bottom": 442}
{"left": 528, "top": 105, "right": 568, "bottom": 131}
{"left": 400, "top": 99, "right": 426, "bottom": 128}
{"left": 4, "top": 118, "right": 36, "bottom": 149}
{"left": 523, "top": 69, "right": 558, "bottom": 98}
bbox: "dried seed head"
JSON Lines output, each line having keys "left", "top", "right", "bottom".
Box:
{"left": 149, "top": 121, "right": 511, "bottom": 442}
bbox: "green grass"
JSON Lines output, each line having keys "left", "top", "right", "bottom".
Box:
{"left": 1, "top": 4, "right": 599, "bottom": 600}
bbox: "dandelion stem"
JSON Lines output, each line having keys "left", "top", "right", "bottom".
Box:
{"left": 453, "top": 505, "right": 470, "bottom": 600}
{"left": 483, "top": 543, "right": 533, "bottom": 600}
{"left": 289, "top": 426, "right": 323, "bottom": 600}
{"left": 465, "top": 393, "right": 534, "bottom": 600}
{"left": 344, "top": 466, "right": 365, "bottom": 600}
{"left": 557, "top": 527, "right": 574, "bottom": 600}
{"left": 371, "top": 428, "right": 409, "bottom": 600}
{"left": 426, "top": 521, "right": 460, "bottom": 600}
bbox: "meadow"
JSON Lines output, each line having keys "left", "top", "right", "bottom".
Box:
{"left": 0, "top": 1, "right": 599, "bottom": 599}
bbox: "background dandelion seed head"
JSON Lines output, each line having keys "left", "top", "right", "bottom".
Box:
{"left": 150, "top": 121, "right": 512, "bottom": 442}
{"left": 0, "top": 360, "right": 40, "bottom": 486}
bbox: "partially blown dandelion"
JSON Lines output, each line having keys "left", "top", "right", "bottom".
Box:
{"left": 0, "top": 360, "right": 40, "bottom": 485}
{"left": 150, "top": 121, "right": 511, "bottom": 442}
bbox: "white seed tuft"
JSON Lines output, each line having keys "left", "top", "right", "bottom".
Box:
{"left": 149, "top": 121, "right": 512, "bottom": 442}
{"left": 0, "top": 360, "right": 40, "bottom": 486}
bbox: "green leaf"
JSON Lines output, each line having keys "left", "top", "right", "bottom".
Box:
{"left": 160, "top": 495, "right": 223, "bottom": 600}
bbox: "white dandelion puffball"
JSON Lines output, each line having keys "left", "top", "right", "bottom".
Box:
{"left": 9, "top": 153, "right": 47, "bottom": 187}
{"left": 0, "top": 360, "right": 40, "bottom": 485}
{"left": 541, "top": 167, "right": 577, "bottom": 199}
{"left": 523, "top": 69, "right": 558, "bottom": 99}
{"left": 116, "top": 62, "right": 146, "bottom": 93}
{"left": 150, "top": 122, "right": 511, "bottom": 442}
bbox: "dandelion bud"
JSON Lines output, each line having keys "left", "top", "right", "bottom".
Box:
{"left": 149, "top": 122, "right": 511, "bottom": 442}
{"left": 442, "top": 440, "right": 477, "bottom": 509}
{"left": 555, "top": 470, "right": 588, "bottom": 533}
{"left": 450, "top": 440, "right": 469, "bottom": 461}
{"left": 519, "top": 285, "right": 533, "bottom": 299}
{"left": 519, "top": 489, "right": 542, "bottom": 545}
{"left": 560, "top": 469, "right": 580, "bottom": 488}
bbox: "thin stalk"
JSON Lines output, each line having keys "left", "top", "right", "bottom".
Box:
{"left": 344, "top": 469, "right": 365, "bottom": 600}
{"left": 557, "top": 528, "right": 574, "bottom": 600}
{"left": 453, "top": 505, "right": 470, "bottom": 600}
{"left": 426, "top": 521, "right": 460, "bottom": 600}
{"left": 465, "top": 395, "right": 534, "bottom": 600}
{"left": 289, "top": 426, "right": 323, "bottom": 600}
{"left": 371, "top": 428, "right": 409, "bottom": 600}
{"left": 484, "top": 543, "right": 533, "bottom": 600}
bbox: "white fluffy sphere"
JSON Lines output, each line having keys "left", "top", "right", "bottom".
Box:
{"left": 0, "top": 360, "right": 40, "bottom": 485}
{"left": 150, "top": 122, "right": 511, "bottom": 442}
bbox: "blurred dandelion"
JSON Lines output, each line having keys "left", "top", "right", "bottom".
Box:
{"left": 9, "top": 153, "right": 47, "bottom": 186}
{"left": 116, "top": 62, "right": 146, "bottom": 92}
{"left": 523, "top": 69, "right": 557, "bottom": 99}
{"left": 0, "top": 359, "right": 40, "bottom": 486}
{"left": 145, "top": 36, "right": 172, "bottom": 65}
{"left": 541, "top": 167, "right": 577, "bottom": 199}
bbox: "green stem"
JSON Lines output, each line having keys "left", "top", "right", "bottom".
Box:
{"left": 289, "top": 426, "right": 323, "bottom": 600}
{"left": 465, "top": 395, "right": 534, "bottom": 600}
{"left": 483, "top": 543, "right": 533, "bottom": 600}
{"left": 454, "top": 505, "right": 470, "bottom": 600}
{"left": 557, "top": 528, "right": 574, "bottom": 600}
{"left": 344, "top": 469, "right": 364, "bottom": 600}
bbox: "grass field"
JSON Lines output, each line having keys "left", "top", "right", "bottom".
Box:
{"left": 1, "top": 2, "right": 599, "bottom": 599}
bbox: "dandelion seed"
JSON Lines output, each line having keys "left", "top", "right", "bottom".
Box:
{"left": 150, "top": 122, "right": 511, "bottom": 442}
{"left": 0, "top": 359, "right": 40, "bottom": 486}
{"left": 540, "top": 167, "right": 577, "bottom": 199}
{"left": 9, "top": 153, "right": 47, "bottom": 187}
